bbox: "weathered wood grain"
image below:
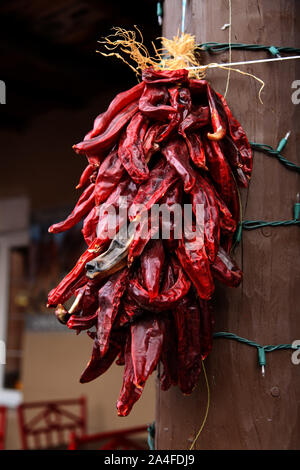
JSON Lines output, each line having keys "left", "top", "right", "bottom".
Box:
{"left": 156, "top": 0, "right": 300, "bottom": 450}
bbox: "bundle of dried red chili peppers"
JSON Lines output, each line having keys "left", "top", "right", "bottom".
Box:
{"left": 47, "top": 68, "right": 252, "bottom": 416}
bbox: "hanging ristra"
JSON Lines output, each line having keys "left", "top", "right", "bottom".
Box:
{"left": 47, "top": 29, "right": 252, "bottom": 416}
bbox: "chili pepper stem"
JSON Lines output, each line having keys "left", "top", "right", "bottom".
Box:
{"left": 68, "top": 292, "right": 84, "bottom": 315}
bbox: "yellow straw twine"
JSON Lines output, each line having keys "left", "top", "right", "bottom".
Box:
{"left": 97, "top": 27, "right": 156, "bottom": 77}
{"left": 97, "top": 26, "right": 265, "bottom": 102}
{"left": 189, "top": 360, "right": 210, "bottom": 450}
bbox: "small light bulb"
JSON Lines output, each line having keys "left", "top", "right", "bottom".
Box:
{"left": 284, "top": 131, "right": 291, "bottom": 141}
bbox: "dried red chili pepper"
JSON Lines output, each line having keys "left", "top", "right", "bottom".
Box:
{"left": 161, "top": 137, "right": 196, "bottom": 193}
{"left": 174, "top": 292, "right": 202, "bottom": 395}
{"left": 178, "top": 105, "right": 210, "bottom": 137}
{"left": 117, "top": 335, "right": 143, "bottom": 417}
{"left": 128, "top": 257, "right": 190, "bottom": 312}
{"left": 159, "top": 181, "right": 182, "bottom": 252}
{"left": 201, "top": 175, "right": 237, "bottom": 235}
{"left": 94, "top": 147, "right": 125, "bottom": 206}
{"left": 87, "top": 82, "right": 145, "bottom": 139}
{"left": 80, "top": 335, "right": 121, "bottom": 384}
{"left": 211, "top": 246, "right": 243, "bottom": 287}
{"left": 131, "top": 316, "right": 164, "bottom": 387}
{"left": 68, "top": 310, "right": 98, "bottom": 332}
{"left": 140, "top": 239, "right": 165, "bottom": 300}
{"left": 184, "top": 132, "right": 207, "bottom": 169}
{"left": 47, "top": 237, "right": 107, "bottom": 307}
{"left": 206, "top": 84, "right": 226, "bottom": 141}
{"left": 73, "top": 101, "right": 139, "bottom": 156}
{"left": 203, "top": 137, "right": 240, "bottom": 223}
{"left": 189, "top": 78, "right": 208, "bottom": 96}
{"left": 49, "top": 273, "right": 88, "bottom": 311}
{"left": 127, "top": 211, "right": 159, "bottom": 265}
{"left": 81, "top": 279, "right": 104, "bottom": 313}
{"left": 118, "top": 112, "right": 150, "bottom": 183}
{"left": 97, "top": 268, "right": 129, "bottom": 357}
{"left": 156, "top": 86, "right": 192, "bottom": 142}
{"left": 49, "top": 183, "right": 95, "bottom": 234}
{"left": 82, "top": 205, "right": 99, "bottom": 246}
{"left": 218, "top": 137, "right": 248, "bottom": 188}
{"left": 129, "top": 159, "right": 178, "bottom": 221}
{"left": 217, "top": 92, "right": 253, "bottom": 178}
{"left": 189, "top": 79, "right": 227, "bottom": 141}
{"left": 84, "top": 115, "right": 104, "bottom": 141}
{"left": 96, "top": 177, "right": 138, "bottom": 243}
{"left": 67, "top": 278, "right": 104, "bottom": 331}
{"left": 199, "top": 299, "right": 215, "bottom": 360}
{"left": 115, "top": 341, "right": 126, "bottom": 366}
{"left": 121, "top": 292, "right": 144, "bottom": 324}
{"left": 142, "top": 68, "right": 189, "bottom": 85}
{"left": 158, "top": 264, "right": 178, "bottom": 391}
{"left": 159, "top": 313, "right": 178, "bottom": 391}
{"left": 235, "top": 167, "right": 249, "bottom": 188}
{"left": 76, "top": 162, "right": 99, "bottom": 190}
{"left": 139, "top": 84, "right": 176, "bottom": 121}
{"left": 176, "top": 87, "right": 192, "bottom": 118}
{"left": 160, "top": 258, "right": 174, "bottom": 291}
{"left": 85, "top": 155, "right": 102, "bottom": 168}
{"left": 190, "top": 177, "right": 220, "bottom": 263}
{"left": 142, "top": 122, "right": 162, "bottom": 161}
{"left": 176, "top": 232, "right": 214, "bottom": 300}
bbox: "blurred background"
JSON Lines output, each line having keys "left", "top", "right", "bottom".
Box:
{"left": 0, "top": 0, "right": 160, "bottom": 450}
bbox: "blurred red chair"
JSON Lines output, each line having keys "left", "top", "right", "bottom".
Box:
{"left": 68, "top": 425, "right": 148, "bottom": 450}
{"left": 0, "top": 406, "right": 7, "bottom": 450}
{"left": 18, "top": 397, "right": 86, "bottom": 450}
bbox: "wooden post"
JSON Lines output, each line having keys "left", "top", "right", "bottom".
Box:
{"left": 156, "top": 0, "right": 300, "bottom": 450}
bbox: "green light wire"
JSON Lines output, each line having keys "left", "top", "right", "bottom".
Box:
{"left": 213, "top": 332, "right": 300, "bottom": 375}
{"left": 250, "top": 142, "right": 300, "bottom": 173}
{"left": 147, "top": 421, "right": 155, "bottom": 450}
{"left": 198, "top": 42, "right": 300, "bottom": 56}
{"left": 233, "top": 136, "right": 300, "bottom": 244}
